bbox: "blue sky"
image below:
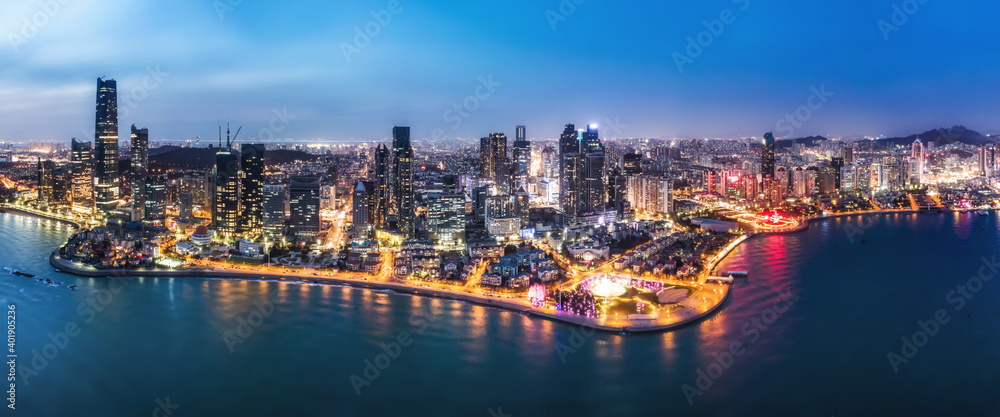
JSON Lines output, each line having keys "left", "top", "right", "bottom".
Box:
{"left": 2, "top": 0, "right": 998, "bottom": 142}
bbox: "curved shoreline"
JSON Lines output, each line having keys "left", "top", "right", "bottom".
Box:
{"left": 3, "top": 206, "right": 82, "bottom": 230}
{"left": 50, "top": 249, "right": 730, "bottom": 334}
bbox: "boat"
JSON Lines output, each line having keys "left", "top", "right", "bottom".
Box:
{"left": 978, "top": 210, "right": 989, "bottom": 216}
{"left": 725, "top": 271, "right": 749, "bottom": 278}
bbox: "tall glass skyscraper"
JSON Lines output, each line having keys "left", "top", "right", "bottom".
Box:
{"left": 262, "top": 184, "right": 286, "bottom": 240}
{"left": 94, "top": 78, "right": 119, "bottom": 211}
{"left": 289, "top": 176, "right": 322, "bottom": 242}
{"left": 392, "top": 126, "right": 414, "bottom": 237}
{"left": 762, "top": 132, "right": 776, "bottom": 178}
{"left": 240, "top": 143, "right": 266, "bottom": 237}
{"left": 70, "top": 138, "right": 94, "bottom": 214}
{"left": 374, "top": 144, "right": 390, "bottom": 229}
{"left": 214, "top": 133, "right": 240, "bottom": 238}
{"left": 513, "top": 125, "right": 530, "bottom": 191}
{"left": 130, "top": 125, "right": 149, "bottom": 214}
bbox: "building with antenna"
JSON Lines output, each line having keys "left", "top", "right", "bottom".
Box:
{"left": 214, "top": 124, "right": 240, "bottom": 238}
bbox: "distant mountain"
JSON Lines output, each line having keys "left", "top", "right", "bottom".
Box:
{"left": 874, "top": 126, "right": 993, "bottom": 147}
{"left": 148, "top": 147, "right": 319, "bottom": 170}
{"left": 148, "top": 145, "right": 183, "bottom": 156}
{"left": 776, "top": 135, "right": 827, "bottom": 149}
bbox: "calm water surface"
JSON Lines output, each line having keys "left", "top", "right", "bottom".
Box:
{"left": 3, "top": 212, "right": 1000, "bottom": 416}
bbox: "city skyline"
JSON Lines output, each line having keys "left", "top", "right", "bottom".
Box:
{"left": 4, "top": 1, "right": 1000, "bottom": 142}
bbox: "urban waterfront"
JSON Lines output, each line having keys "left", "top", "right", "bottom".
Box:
{"left": 5, "top": 212, "right": 1000, "bottom": 416}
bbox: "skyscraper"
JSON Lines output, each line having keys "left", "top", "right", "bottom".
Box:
{"left": 143, "top": 176, "right": 166, "bottom": 222}
{"left": 513, "top": 126, "right": 530, "bottom": 191}
{"left": 37, "top": 160, "right": 54, "bottom": 207}
{"left": 762, "top": 132, "right": 776, "bottom": 179}
{"left": 352, "top": 180, "right": 372, "bottom": 236}
{"left": 559, "top": 124, "right": 580, "bottom": 217}
{"left": 374, "top": 144, "right": 390, "bottom": 229}
{"left": 240, "top": 143, "right": 266, "bottom": 237}
{"left": 392, "top": 126, "right": 414, "bottom": 237}
{"left": 70, "top": 138, "right": 94, "bottom": 214}
{"left": 214, "top": 129, "right": 240, "bottom": 238}
{"left": 262, "top": 184, "right": 286, "bottom": 240}
{"left": 130, "top": 125, "right": 149, "bottom": 214}
{"left": 94, "top": 78, "right": 119, "bottom": 211}
{"left": 289, "top": 176, "right": 322, "bottom": 242}
{"left": 481, "top": 132, "right": 509, "bottom": 192}
{"left": 580, "top": 126, "right": 607, "bottom": 215}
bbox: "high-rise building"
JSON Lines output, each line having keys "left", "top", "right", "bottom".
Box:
{"left": 353, "top": 181, "right": 373, "bottom": 236}
{"left": 289, "top": 176, "right": 322, "bottom": 242}
{"left": 559, "top": 124, "right": 580, "bottom": 217}
{"left": 831, "top": 157, "right": 845, "bottom": 191}
{"left": 94, "top": 78, "right": 120, "bottom": 211}
{"left": 580, "top": 125, "right": 607, "bottom": 215}
{"left": 842, "top": 147, "right": 854, "bottom": 165}
{"left": 214, "top": 130, "right": 240, "bottom": 238}
{"left": 514, "top": 187, "right": 530, "bottom": 223}
{"left": 52, "top": 164, "right": 70, "bottom": 206}
{"left": 762, "top": 132, "right": 776, "bottom": 179}
{"left": 374, "top": 144, "right": 391, "bottom": 229}
{"left": 427, "top": 193, "right": 465, "bottom": 247}
{"left": 392, "top": 127, "right": 414, "bottom": 237}
{"left": 37, "top": 160, "right": 55, "bottom": 207}
{"left": 144, "top": 176, "right": 166, "bottom": 222}
{"left": 70, "top": 139, "right": 94, "bottom": 214}
{"left": 513, "top": 126, "right": 530, "bottom": 191}
{"left": 240, "top": 143, "right": 266, "bottom": 237}
{"left": 621, "top": 152, "right": 642, "bottom": 175}
{"left": 262, "top": 184, "right": 286, "bottom": 240}
{"left": 481, "top": 132, "right": 509, "bottom": 193}
{"left": 626, "top": 175, "right": 673, "bottom": 216}
{"left": 130, "top": 125, "right": 149, "bottom": 214}
{"left": 178, "top": 192, "right": 193, "bottom": 223}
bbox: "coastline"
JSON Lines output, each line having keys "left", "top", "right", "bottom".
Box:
{"left": 49, "top": 248, "right": 730, "bottom": 334}
{"left": 2, "top": 206, "right": 82, "bottom": 230}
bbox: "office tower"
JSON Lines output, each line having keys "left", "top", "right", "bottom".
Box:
{"left": 427, "top": 193, "right": 466, "bottom": 247}
{"left": 130, "top": 125, "right": 149, "bottom": 214}
{"left": 240, "top": 143, "right": 266, "bottom": 236}
{"left": 392, "top": 126, "right": 414, "bottom": 237}
{"left": 485, "top": 195, "right": 512, "bottom": 222}
{"left": 559, "top": 124, "right": 580, "bottom": 217}
{"left": 842, "top": 147, "right": 854, "bottom": 165}
{"left": 70, "top": 139, "right": 94, "bottom": 214}
{"left": 513, "top": 126, "right": 530, "bottom": 191}
{"left": 608, "top": 174, "right": 629, "bottom": 219}
{"left": 831, "top": 157, "right": 845, "bottom": 190}
{"left": 289, "top": 176, "right": 322, "bottom": 242}
{"left": 481, "top": 132, "right": 509, "bottom": 193}
{"left": 179, "top": 192, "right": 193, "bottom": 223}
{"left": 514, "top": 187, "right": 530, "bottom": 223}
{"left": 52, "top": 164, "right": 70, "bottom": 206}
{"left": 621, "top": 152, "right": 642, "bottom": 175}
{"left": 353, "top": 181, "right": 373, "bottom": 236}
{"left": 37, "top": 160, "right": 54, "bottom": 207}
{"left": 472, "top": 185, "right": 489, "bottom": 223}
{"left": 262, "top": 184, "right": 286, "bottom": 240}
{"left": 374, "top": 144, "right": 390, "bottom": 229}
{"left": 214, "top": 130, "right": 240, "bottom": 238}
{"left": 762, "top": 132, "right": 776, "bottom": 179}
{"left": 94, "top": 78, "right": 120, "bottom": 211}
{"left": 580, "top": 124, "right": 602, "bottom": 153}
{"left": 143, "top": 176, "right": 166, "bottom": 222}
{"left": 580, "top": 125, "right": 607, "bottom": 215}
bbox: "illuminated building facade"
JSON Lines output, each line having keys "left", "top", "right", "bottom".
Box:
{"left": 262, "top": 184, "right": 286, "bottom": 240}
{"left": 240, "top": 143, "right": 266, "bottom": 237}
{"left": 374, "top": 143, "right": 390, "bottom": 229}
{"left": 214, "top": 145, "right": 240, "bottom": 238}
{"left": 289, "top": 176, "right": 321, "bottom": 241}
{"left": 71, "top": 138, "right": 94, "bottom": 214}
{"left": 512, "top": 125, "right": 530, "bottom": 191}
{"left": 761, "top": 132, "right": 776, "bottom": 179}
{"left": 130, "top": 125, "right": 149, "bottom": 215}
{"left": 94, "top": 78, "right": 120, "bottom": 211}
{"left": 392, "top": 126, "right": 414, "bottom": 237}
